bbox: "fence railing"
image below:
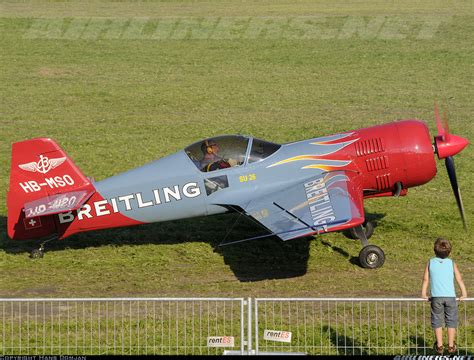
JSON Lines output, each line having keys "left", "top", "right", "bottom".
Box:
{"left": 254, "top": 298, "right": 474, "bottom": 356}
{"left": 1, "top": 297, "right": 473, "bottom": 355}
{"left": 0, "top": 298, "right": 246, "bottom": 355}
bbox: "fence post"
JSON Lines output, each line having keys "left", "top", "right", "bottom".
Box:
{"left": 254, "top": 298, "right": 259, "bottom": 356}
{"left": 240, "top": 298, "right": 245, "bottom": 355}
{"left": 247, "top": 297, "right": 252, "bottom": 355}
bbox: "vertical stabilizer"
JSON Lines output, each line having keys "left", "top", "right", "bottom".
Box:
{"left": 7, "top": 138, "right": 94, "bottom": 240}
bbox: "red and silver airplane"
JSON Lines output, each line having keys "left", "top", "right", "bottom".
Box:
{"left": 7, "top": 105, "right": 468, "bottom": 268}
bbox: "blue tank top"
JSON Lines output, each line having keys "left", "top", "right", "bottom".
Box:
{"left": 429, "top": 257, "right": 456, "bottom": 297}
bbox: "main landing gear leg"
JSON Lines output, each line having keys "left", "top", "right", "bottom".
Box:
{"left": 353, "top": 224, "right": 385, "bottom": 269}
{"left": 344, "top": 220, "right": 374, "bottom": 240}
{"left": 30, "top": 236, "right": 57, "bottom": 259}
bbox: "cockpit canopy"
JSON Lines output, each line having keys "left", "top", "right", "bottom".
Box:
{"left": 185, "top": 135, "right": 281, "bottom": 172}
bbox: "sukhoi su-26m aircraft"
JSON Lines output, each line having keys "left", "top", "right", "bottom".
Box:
{"left": 7, "top": 107, "right": 468, "bottom": 268}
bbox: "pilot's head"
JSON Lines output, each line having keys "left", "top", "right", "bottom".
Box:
{"left": 201, "top": 139, "right": 219, "bottom": 155}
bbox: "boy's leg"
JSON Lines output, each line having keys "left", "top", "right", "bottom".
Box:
{"left": 431, "top": 298, "right": 444, "bottom": 347}
{"left": 447, "top": 328, "right": 456, "bottom": 347}
{"left": 434, "top": 327, "right": 443, "bottom": 347}
{"left": 445, "top": 298, "right": 458, "bottom": 348}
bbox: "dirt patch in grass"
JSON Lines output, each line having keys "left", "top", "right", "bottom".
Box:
{"left": 38, "top": 67, "right": 84, "bottom": 78}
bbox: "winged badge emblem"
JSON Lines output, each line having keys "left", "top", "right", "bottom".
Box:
{"left": 18, "top": 155, "right": 67, "bottom": 174}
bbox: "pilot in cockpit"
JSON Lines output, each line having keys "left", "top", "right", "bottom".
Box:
{"left": 200, "top": 139, "right": 237, "bottom": 172}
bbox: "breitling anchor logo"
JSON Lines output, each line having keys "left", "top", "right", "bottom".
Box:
{"left": 18, "top": 155, "right": 67, "bottom": 174}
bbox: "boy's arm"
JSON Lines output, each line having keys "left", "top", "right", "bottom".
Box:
{"left": 421, "top": 263, "right": 430, "bottom": 300}
{"left": 454, "top": 262, "right": 468, "bottom": 300}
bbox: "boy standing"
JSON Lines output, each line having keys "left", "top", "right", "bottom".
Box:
{"left": 421, "top": 237, "right": 468, "bottom": 354}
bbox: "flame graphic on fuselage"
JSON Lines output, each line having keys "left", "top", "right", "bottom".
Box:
{"left": 301, "top": 160, "right": 352, "bottom": 171}
{"left": 268, "top": 133, "right": 358, "bottom": 170}
{"left": 310, "top": 132, "right": 355, "bottom": 145}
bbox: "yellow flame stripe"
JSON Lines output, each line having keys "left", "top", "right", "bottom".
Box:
{"left": 268, "top": 155, "right": 323, "bottom": 167}
{"left": 302, "top": 160, "right": 352, "bottom": 170}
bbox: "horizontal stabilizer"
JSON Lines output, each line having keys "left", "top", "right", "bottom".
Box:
{"left": 24, "top": 189, "right": 95, "bottom": 218}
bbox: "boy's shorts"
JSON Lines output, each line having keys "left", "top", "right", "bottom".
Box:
{"left": 431, "top": 297, "right": 458, "bottom": 328}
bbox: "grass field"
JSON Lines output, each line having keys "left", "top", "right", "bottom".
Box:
{"left": 0, "top": 0, "right": 473, "bottom": 301}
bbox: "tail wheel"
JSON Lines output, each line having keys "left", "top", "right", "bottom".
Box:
{"left": 359, "top": 245, "right": 385, "bottom": 269}
{"left": 30, "top": 249, "right": 44, "bottom": 259}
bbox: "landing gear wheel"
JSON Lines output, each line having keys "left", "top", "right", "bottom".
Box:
{"left": 27, "top": 237, "right": 56, "bottom": 259}
{"left": 30, "top": 249, "right": 44, "bottom": 259}
{"left": 359, "top": 245, "right": 385, "bottom": 269}
{"left": 344, "top": 221, "right": 374, "bottom": 240}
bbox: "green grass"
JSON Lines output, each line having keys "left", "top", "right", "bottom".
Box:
{"left": 0, "top": 1, "right": 473, "bottom": 302}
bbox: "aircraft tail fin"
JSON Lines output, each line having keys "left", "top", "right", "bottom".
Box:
{"left": 7, "top": 138, "right": 95, "bottom": 240}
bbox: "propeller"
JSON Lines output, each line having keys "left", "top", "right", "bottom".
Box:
{"left": 445, "top": 156, "right": 468, "bottom": 231}
{"left": 434, "top": 101, "right": 445, "bottom": 140}
{"left": 433, "top": 101, "right": 469, "bottom": 231}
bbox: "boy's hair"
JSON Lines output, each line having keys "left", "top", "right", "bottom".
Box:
{"left": 434, "top": 237, "right": 452, "bottom": 259}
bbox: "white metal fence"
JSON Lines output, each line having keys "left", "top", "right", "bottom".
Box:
{"left": 1, "top": 297, "right": 473, "bottom": 355}
{"left": 254, "top": 298, "right": 474, "bottom": 356}
{"left": 0, "top": 298, "right": 246, "bottom": 355}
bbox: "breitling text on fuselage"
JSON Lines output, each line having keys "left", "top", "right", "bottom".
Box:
{"left": 58, "top": 182, "right": 201, "bottom": 224}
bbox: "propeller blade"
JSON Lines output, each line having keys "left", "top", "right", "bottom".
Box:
{"left": 445, "top": 156, "right": 468, "bottom": 231}
{"left": 442, "top": 99, "right": 450, "bottom": 140}
{"left": 434, "top": 100, "right": 445, "bottom": 138}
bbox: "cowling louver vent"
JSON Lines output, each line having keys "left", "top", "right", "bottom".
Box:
{"left": 365, "top": 155, "right": 389, "bottom": 172}
{"left": 355, "top": 138, "right": 384, "bottom": 157}
{"left": 376, "top": 174, "right": 392, "bottom": 190}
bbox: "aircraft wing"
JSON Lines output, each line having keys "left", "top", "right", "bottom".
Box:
{"left": 232, "top": 171, "right": 365, "bottom": 241}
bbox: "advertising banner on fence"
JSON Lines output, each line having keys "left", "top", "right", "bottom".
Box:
{"left": 263, "top": 329, "right": 292, "bottom": 343}
{"left": 207, "top": 336, "right": 235, "bottom": 347}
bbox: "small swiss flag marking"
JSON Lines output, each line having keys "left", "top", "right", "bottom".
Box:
{"left": 24, "top": 217, "right": 42, "bottom": 230}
